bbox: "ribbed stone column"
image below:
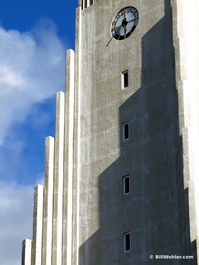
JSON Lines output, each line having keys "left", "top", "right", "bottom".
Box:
{"left": 41, "top": 136, "right": 54, "bottom": 265}
{"left": 22, "top": 239, "right": 32, "bottom": 265}
{"left": 62, "top": 49, "right": 75, "bottom": 265}
{"left": 51, "top": 92, "right": 65, "bottom": 265}
{"left": 31, "top": 185, "right": 43, "bottom": 265}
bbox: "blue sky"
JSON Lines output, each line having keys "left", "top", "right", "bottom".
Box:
{"left": 0, "top": 1, "right": 77, "bottom": 264}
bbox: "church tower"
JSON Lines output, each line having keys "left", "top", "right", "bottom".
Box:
{"left": 22, "top": 0, "right": 199, "bottom": 264}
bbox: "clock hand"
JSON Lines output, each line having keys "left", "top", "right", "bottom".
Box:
{"left": 114, "top": 24, "right": 122, "bottom": 35}
{"left": 122, "top": 18, "right": 128, "bottom": 34}
{"left": 123, "top": 24, "right": 127, "bottom": 39}
{"left": 126, "top": 17, "right": 138, "bottom": 24}
{"left": 111, "top": 24, "right": 122, "bottom": 33}
{"left": 106, "top": 25, "right": 122, "bottom": 47}
{"left": 106, "top": 35, "right": 115, "bottom": 47}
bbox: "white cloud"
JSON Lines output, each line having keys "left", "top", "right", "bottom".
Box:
{"left": 0, "top": 19, "right": 66, "bottom": 146}
{"left": 0, "top": 180, "right": 34, "bottom": 265}
{"left": 0, "top": 20, "right": 67, "bottom": 265}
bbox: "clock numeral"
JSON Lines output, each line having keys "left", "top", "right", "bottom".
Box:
{"left": 133, "top": 9, "right": 137, "bottom": 16}
{"left": 135, "top": 18, "right": 139, "bottom": 25}
{"left": 129, "top": 7, "right": 134, "bottom": 13}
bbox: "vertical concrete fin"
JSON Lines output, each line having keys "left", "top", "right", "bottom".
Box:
{"left": 31, "top": 185, "right": 44, "bottom": 265}
{"left": 188, "top": 181, "right": 198, "bottom": 242}
{"left": 72, "top": 6, "right": 82, "bottom": 265}
{"left": 174, "top": 0, "right": 199, "bottom": 82}
{"left": 22, "top": 239, "right": 32, "bottom": 265}
{"left": 41, "top": 136, "right": 54, "bottom": 265}
{"left": 62, "top": 49, "right": 75, "bottom": 265}
{"left": 52, "top": 91, "right": 65, "bottom": 265}
{"left": 173, "top": 0, "right": 199, "bottom": 257}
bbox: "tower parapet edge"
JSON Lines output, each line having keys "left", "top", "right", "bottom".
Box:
{"left": 80, "top": 0, "right": 95, "bottom": 10}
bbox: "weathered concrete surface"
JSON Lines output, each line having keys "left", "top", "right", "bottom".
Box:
{"left": 75, "top": 0, "right": 198, "bottom": 264}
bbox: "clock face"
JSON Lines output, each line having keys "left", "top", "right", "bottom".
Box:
{"left": 111, "top": 6, "right": 139, "bottom": 40}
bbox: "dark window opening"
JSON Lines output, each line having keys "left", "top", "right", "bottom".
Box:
{"left": 123, "top": 122, "right": 129, "bottom": 140}
{"left": 82, "top": 0, "right": 94, "bottom": 9}
{"left": 124, "top": 232, "right": 131, "bottom": 252}
{"left": 123, "top": 176, "right": 130, "bottom": 195}
{"left": 123, "top": 71, "right": 129, "bottom": 88}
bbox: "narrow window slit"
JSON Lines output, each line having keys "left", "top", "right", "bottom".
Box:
{"left": 123, "top": 175, "right": 130, "bottom": 195}
{"left": 123, "top": 122, "right": 129, "bottom": 140}
{"left": 124, "top": 232, "right": 131, "bottom": 252}
{"left": 122, "top": 70, "right": 129, "bottom": 89}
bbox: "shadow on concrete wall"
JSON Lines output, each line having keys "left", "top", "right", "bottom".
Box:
{"left": 79, "top": 1, "right": 196, "bottom": 264}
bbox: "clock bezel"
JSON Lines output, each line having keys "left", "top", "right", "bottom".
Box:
{"left": 111, "top": 6, "right": 139, "bottom": 41}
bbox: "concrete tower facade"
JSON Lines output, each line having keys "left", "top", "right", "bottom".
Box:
{"left": 21, "top": 0, "right": 199, "bottom": 264}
